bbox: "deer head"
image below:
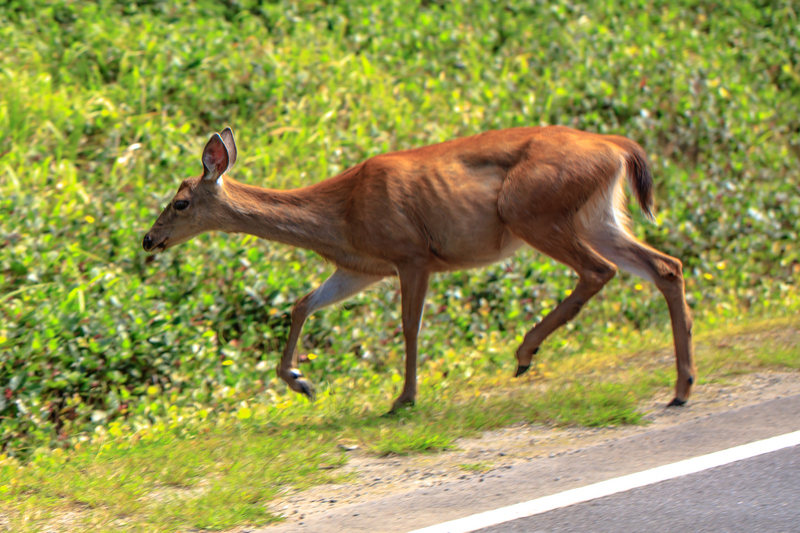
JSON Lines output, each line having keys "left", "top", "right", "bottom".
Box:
{"left": 142, "top": 128, "right": 239, "bottom": 252}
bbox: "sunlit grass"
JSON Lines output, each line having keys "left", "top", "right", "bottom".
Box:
{"left": 458, "top": 462, "right": 493, "bottom": 473}
{"left": 2, "top": 313, "right": 798, "bottom": 532}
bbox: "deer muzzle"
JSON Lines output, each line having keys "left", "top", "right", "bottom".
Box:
{"left": 142, "top": 233, "right": 167, "bottom": 252}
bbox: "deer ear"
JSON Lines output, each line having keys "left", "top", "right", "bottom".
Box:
{"left": 201, "top": 133, "right": 230, "bottom": 182}
{"left": 220, "top": 127, "right": 237, "bottom": 170}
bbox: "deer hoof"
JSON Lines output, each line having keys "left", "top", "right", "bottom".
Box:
{"left": 295, "top": 378, "right": 315, "bottom": 401}
{"left": 515, "top": 365, "right": 530, "bottom": 377}
{"left": 667, "top": 397, "right": 687, "bottom": 407}
{"left": 388, "top": 397, "right": 415, "bottom": 415}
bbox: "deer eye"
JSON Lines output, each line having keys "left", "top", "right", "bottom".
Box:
{"left": 174, "top": 200, "right": 189, "bottom": 211}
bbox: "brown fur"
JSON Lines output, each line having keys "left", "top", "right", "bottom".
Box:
{"left": 144, "top": 126, "right": 695, "bottom": 411}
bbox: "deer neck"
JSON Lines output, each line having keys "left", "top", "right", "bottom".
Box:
{"left": 221, "top": 178, "right": 347, "bottom": 254}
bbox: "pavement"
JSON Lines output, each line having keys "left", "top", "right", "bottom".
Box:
{"left": 475, "top": 444, "right": 800, "bottom": 532}
{"left": 258, "top": 393, "right": 800, "bottom": 533}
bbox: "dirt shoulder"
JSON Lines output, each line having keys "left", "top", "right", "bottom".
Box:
{"left": 258, "top": 369, "right": 800, "bottom": 530}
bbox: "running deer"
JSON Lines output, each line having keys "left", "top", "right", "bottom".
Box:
{"left": 143, "top": 126, "right": 695, "bottom": 412}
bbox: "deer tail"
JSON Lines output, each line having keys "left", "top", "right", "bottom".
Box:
{"left": 612, "top": 137, "right": 655, "bottom": 222}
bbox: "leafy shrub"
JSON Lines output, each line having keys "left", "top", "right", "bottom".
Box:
{"left": 1, "top": 0, "right": 799, "bottom": 455}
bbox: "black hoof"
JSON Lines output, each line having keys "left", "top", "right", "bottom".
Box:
{"left": 296, "top": 378, "right": 315, "bottom": 401}
{"left": 667, "top": 397, "right": 687, "bottom": 407}
{"left": 387, "top": 399, "right": 415, "bottom": 416}
{"left": 515, "top": 365, "right": 530, "bottom": 377}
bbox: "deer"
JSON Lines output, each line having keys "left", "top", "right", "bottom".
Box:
{"left": 143, "top": 126, "right": 696, "bottom": 413}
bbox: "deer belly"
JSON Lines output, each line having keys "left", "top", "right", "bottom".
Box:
{"left": 432, "top": 229, "right": 525, "bottom": 271}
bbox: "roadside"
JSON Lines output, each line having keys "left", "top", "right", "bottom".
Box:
{"left": 253, "top": 317, "right": 800, "bottom": 529}
{"left": 2, "top": 317, "right": 797, "bottom": 532}
{"left": 259, "top": 372, "right": 800, "bottom": 532}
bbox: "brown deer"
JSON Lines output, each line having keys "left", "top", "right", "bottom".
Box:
{"left": 143, "top": 126, "right": 695, "bottom": 412}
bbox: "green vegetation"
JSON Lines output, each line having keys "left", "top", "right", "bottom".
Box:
{"left": 1, "top": 0, "right": 799, "bottom": 530}
{"left": 1, "top": 316, "right": 798, "bottom": 531}
{"left": 459, "top": 462, "right": 493, "bottom": 473}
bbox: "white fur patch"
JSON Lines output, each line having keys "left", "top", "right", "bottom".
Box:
{"left": 306, "top": 269, "right": 384, "bottom": 315}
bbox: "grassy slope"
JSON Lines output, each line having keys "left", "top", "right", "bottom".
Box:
{"left": 1, "top": 0, "right": 799, "bottom": 530}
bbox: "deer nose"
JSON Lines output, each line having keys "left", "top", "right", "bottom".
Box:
{"left": 143, "top": 234, "right": 153, "bottom": 251}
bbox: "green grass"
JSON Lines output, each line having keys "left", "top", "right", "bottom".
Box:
{"left": 756, "top": 348, "right": 800, "bottom": 369}
{"left": 1, "top": 426, "right": 347, "bottom": 531}
{"left": 2, "top": 313, "right": 798, "bottom": 532}
{"left": 371, "top": 426, "right": 455, "bottom": 456}
{"left": 1, "top": 0, "right": 799, "bottom": 530}
{"left": 458, "top": 462, "right": 493, "bottom": 473}
{"left": 527, "top": 382, "right": 646, "bottom": 427}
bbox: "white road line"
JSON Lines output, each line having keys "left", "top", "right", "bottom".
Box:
{"left": 408, "top": 429, "right": 800, "bottom": 533}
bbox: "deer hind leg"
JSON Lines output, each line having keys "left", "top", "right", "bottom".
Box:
{"left": 512, "top": 224, "right": 618, "bottom": 376}
{"left": 278, "top": 268, "right": 383, "bottom": 399}
{"left": 498, "top": 156, "right": 624, "bottom": 376}
{"left": 592, "top": 230, "right": 696, "bottom": 406}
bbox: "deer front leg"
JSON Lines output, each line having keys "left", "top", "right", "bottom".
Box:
{"left": 278, "top": 268, "right": 383, "bottom": 399}
{"left": 391, "top": 267, "right": 430, "bottom": 413}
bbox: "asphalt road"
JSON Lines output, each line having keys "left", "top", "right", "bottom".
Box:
{"left": 476, "top": 444, "right": 800, "bottom": 533}
{"left": 261, "top": 393, "right": 800, "bottom": 533}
